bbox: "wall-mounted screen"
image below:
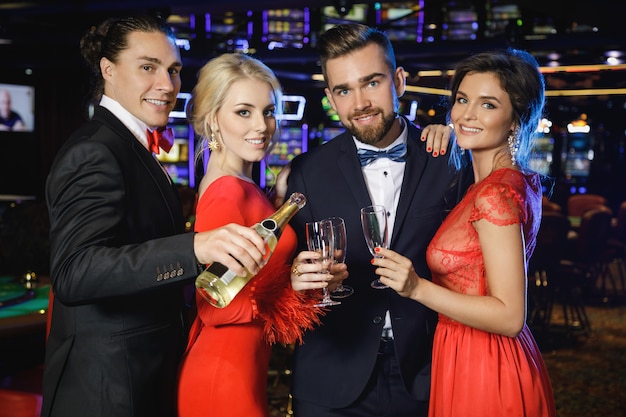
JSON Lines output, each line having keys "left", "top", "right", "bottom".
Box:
{"left": 0, "top": 83, "right": 35, "bottom": 132}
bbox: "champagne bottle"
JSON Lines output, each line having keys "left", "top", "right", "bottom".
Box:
{"left": 195, "top": 192, "right": 307, "bottom": 308}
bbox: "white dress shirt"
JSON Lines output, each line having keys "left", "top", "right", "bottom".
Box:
{"left": 354, "top": 117, "right": 408, "bottom": 339}
{"left": 100, "top": 95, "right": 171, "bottom": 183}
{"left": 100, "top": 95, "right": 152, "bottom": 150}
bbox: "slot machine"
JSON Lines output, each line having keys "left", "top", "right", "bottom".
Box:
{"left": 562, "top": 116, "right": 593, "bottom": 194}
{"left": 529, "top": 118, "right": 556, "bottom": 177}
{"left": 259, "top": 95, "right": 308, "bottom": 192}
{"left": 156, "top": 92, "right": 196, "bottom": 188}
{"left": 311, "top": 95, "right": 345, "bottom": 146}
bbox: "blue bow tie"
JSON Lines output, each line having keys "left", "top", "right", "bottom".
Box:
{"left": 357, "top": 143, "right": 407, "bottom": 166}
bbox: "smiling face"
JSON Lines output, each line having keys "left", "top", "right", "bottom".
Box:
{"left": 450, "top": 71, "right": 516, "bottom": 160}
{"left": 100, "top": 30, "right": 182, "bottom": 129}
{"left": 212, "top": 77, "right": 277, "bottom": 168}
{"left": 324, "top": 43, "right": 405, "bottom": 148}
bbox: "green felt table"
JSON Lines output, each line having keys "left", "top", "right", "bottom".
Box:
{"left": 0, "top": 276, "right": 50, "bottom": 338}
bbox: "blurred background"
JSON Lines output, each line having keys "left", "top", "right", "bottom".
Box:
{"left": 0, "top": 0, "right": 624, "bottom": 211}
{"left": 0, "top": 2, "right": 625, "bottom": 416}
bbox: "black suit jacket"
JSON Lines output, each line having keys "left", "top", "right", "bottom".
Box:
{"left": 287, "top": 117, "right": 470, "bottom": 408}
{"left": 42, "top": 107, "right": 199, "bottom": 417}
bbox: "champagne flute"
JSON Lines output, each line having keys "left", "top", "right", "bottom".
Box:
{"left": 306, "top": 220, "right": 341, "bottom": 307}
{"left": 324, "top": 217, "right": 354, "bottom": 298}
{"left": 360, "top": 205, "right": 389, "bottom": 289}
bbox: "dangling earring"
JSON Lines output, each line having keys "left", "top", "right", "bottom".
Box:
{"left": 208, "top": 130, "right": 221, "bottom": 152}
{"left": 507, "top": 126, "right": 520, "bottom": 166}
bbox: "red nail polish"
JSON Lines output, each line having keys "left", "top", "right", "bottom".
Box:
{"left": 440, "top": 149, "right": 446, "bottom": 155}
{"left": 421, "top": 136, "right": 425, "bottom": 141}
{"left": 433, "top": 151, "right": 438, "bottom": 157}
{"left": 427, "top": 147, "right": 432, "bottom": 152}
{"left": 371, "top": 259, "right": 375, "bottom": 264}
{"left": 374, "top": 247, "right": 380, "bottom": 253}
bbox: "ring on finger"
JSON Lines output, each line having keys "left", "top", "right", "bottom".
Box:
{"left": 292, "top": 265, "right": 302, "bottom": 276}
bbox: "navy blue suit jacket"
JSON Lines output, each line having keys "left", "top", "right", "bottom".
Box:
{"left": 286, "top": 117, "right": 471, "bottom": 407}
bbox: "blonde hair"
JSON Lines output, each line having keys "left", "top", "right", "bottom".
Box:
{"left": 187, "top": 53, "right": 283, "bottom": 165}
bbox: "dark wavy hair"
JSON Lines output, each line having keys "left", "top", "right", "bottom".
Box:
{"left": 447, "top": 48, "right": 546, "bottom": 172}
{"left": 79, "top": 15, "right": 176, "bottom": 105}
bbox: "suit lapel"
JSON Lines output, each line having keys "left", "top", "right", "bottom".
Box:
{"left": 392, "top": 123, "right": 429, "bottom": 242}
{"left": 95, "top": 107, "right": 174, "bottom": 188}
{"left": 336, "top": 134, "right": 372, "bottom": 208}
{"left": 93, "top": 107, "right": 182, "bottom": 231}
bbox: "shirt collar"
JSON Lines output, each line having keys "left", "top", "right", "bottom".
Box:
{"left": 99, "top": 95, "right": 151, "bottom": 150}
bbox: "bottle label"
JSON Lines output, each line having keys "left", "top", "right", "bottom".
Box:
{"left": 219, "top": 269, "right": 238, "bottom": 285}
{"left": 206, "top": 262, "right": 238, "bottom": 285}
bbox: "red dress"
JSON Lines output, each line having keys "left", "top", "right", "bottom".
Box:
{"left": 426, "top": 168, "right": 556, "bottom": 417}
{"left": 177, "top": 176, "right": 321, "bottom": 417}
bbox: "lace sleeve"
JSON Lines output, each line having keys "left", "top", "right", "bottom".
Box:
{"left": 468, "top": 181, "right": 527, "bottom": 227}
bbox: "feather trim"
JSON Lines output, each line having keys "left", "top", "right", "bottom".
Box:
{"left": 250, "top": 262, "right": 325, "bottom": 345}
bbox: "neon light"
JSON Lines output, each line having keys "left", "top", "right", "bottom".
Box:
{"left": 278, "top": 95, "right": 306, "bottom": 121}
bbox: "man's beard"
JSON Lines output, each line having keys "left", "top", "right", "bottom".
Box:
{"left": 345, "top": 110, "right": 396, "bottom": 146}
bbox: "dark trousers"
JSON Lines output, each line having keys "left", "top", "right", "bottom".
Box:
{"left": 293, "top": 340, "right": 428, "bottom": 417}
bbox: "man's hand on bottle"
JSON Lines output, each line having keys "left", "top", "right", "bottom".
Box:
{"left": 194, "top": 224, "right": 266, "bottom": 276}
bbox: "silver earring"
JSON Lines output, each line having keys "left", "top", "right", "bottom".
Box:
{"left": 507, "top": 127, "right": 520, "bottom": 166}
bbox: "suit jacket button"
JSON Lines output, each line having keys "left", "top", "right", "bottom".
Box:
{"left": 373, "top": 316, "right": 383, "bottom": 324}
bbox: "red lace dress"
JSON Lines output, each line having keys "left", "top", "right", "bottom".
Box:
{"left": 426, "top": 168, "right": 556, "bottom": 417}
{"left": 177, "top": 176, "right": 321, "bottom": 417}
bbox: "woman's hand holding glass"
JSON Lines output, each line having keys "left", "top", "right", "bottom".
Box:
{"left": 360, "top": 205, "right": 390, "bottom": 289}
{"left": 290, "top": 250, "right": 333, "bottom": 290}
{"left": 369, "top": 247, "right": 422, "bottom": 299}
{"left": 290, "top": 223, "right": 349, "bottom": 303}
{"left": 291, "top": 255, "right": 348, "bottom": 288}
